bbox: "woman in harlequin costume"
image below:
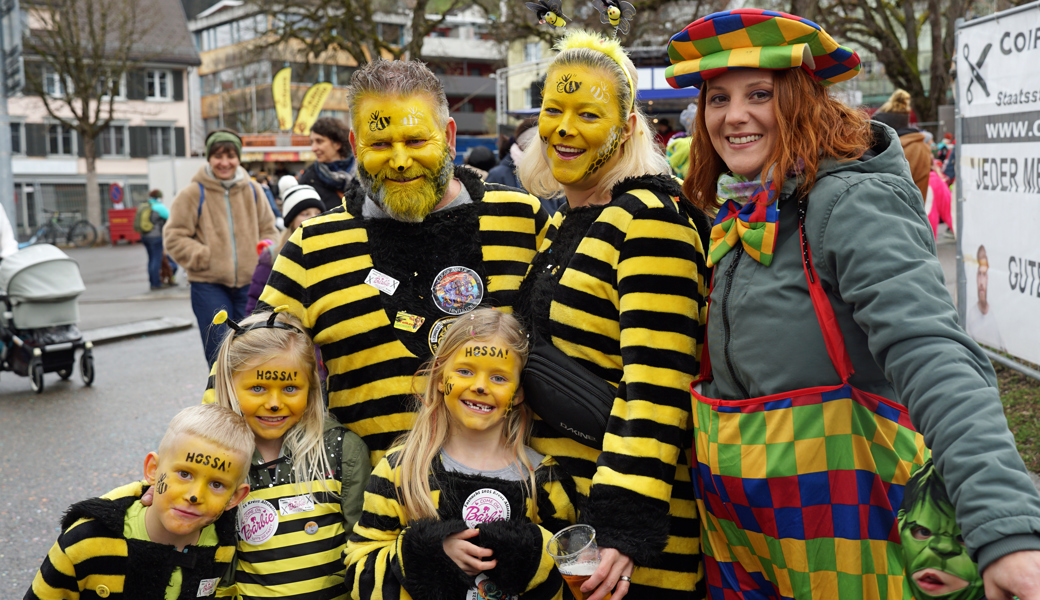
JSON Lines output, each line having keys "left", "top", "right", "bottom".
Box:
{"left": 515, "top": 30, "right": 712, "bottom": 600}
{"left": 211, "top": 309, "right": 371, "bottom": 600}
{"left": 667, "top": 8, "right": 1040, "bottom": 599}
{"left": 345, "top": 308, "right": 581, "bottom": 600}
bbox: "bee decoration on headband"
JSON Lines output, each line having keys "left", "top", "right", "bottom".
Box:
{"left": 212, "top": 305, "right": 304, "bottom": 338}
{"left": 595, "top": 0, "right": 635, "bottom": 36}
{"left": 525, "top": 0, "right": 569, "bottom": 28}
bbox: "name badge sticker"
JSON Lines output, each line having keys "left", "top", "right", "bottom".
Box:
{"left": 279, "top": 495, "right": 316, "bottom": 516}
{"left": 365, "top": 269, "right": 400, "bottom": 295}
{"left": 197, "top": 578, "right": 220, "bottom": 597}
{"left": 237, "top": 498, "right": 279, "bottom": 546}
{"left": 462, "top": 488, "right": 511, "bottom": 527}
{"left": 394, "top": 311, "right": 426, "bottom": 333}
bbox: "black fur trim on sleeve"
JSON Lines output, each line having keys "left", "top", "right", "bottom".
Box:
{"left": 610, "top": 174, "right": 682, "bottom": 202}
{"left": 476, "top": 520, "right": 545, "bottom": 595}
{"left": 583, "top": 485, "right": 670, "bottom": 566}
{"left": 343, "top": 177, "right": 369, "bottom": 216}
{"left": 61, "top": 494, "right": 139, "bottom": 533}
{"left": 400, "top": 518, "right": 473, "bottom": 600}
{"left": 454, "top": 165, "right": 486, "bottom": 202}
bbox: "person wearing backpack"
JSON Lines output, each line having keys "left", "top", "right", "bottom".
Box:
{"left": 136, "top": 189, "right": 177, "bottom": 291}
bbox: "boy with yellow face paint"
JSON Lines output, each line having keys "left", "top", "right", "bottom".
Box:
{"left": 26, "top": 405, "right": 253, "bottom": 600}
{"left": 253, "top": 59, "right": 551, "bottom": 469}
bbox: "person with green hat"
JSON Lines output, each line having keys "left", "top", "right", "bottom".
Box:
{"left": 667, "top": 8, "right": 1040, "bottom": 599}
{"left": 164, "top": 128, "right": 279, "bottom": 366}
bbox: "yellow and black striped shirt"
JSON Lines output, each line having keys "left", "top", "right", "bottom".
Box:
{"left": 257, "top": 169, "right": 549, "bottom": 465}
{"left": 517, "top": 175, "right": 710, "bottom": 600}
{"left": 345, "top": 447, "right": 579, "bottom": 600}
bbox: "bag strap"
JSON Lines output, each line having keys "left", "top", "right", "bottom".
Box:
{"left": 197, "top": 182, "right": 205, "bottom": 218}
{"left": 694, "top": 195, "right": 854, "bottom": 385}
{"left": 796, "top": 196, "right": 854, "bottom": 382}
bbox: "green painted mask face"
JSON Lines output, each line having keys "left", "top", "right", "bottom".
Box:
{"left": 898, "top": 467, "right": 984, "bottom": 600}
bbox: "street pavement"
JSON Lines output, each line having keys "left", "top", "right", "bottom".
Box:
{"left": 0, "top": 243, "right": 210, "bottom": 595}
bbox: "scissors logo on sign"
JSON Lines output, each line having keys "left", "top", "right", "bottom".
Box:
{"left": 964, "top": 42, "right": 991, "bottom": 104}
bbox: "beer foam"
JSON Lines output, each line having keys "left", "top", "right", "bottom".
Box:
{"left": 561, "top": 562, "right": 599, "bottom": 577}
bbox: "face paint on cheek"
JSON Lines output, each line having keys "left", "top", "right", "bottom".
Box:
{"left": 586, "top": 125, "right": 623, "bottom": 177}
{"left": 155, "top": 472, "right": 168, "bottom": 495}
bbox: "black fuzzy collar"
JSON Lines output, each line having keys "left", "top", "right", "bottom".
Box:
{"left": 610, "top": 173, "right": 683, "bottom": 202}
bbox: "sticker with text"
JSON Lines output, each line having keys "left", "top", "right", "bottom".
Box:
{"left": 237, "top": 498, "right": 279, "bottom": 545}
{"left": 197, "top": 578, "right": 220, "bottom": 597}
{"left": 279, "top": 495, "right": 316, "bottom": 516}
{"left": 365, "top": 269, "right": 399, "bottom": 295}
{"left": 428, "top": 317, "right": 458, "bottom": 354}
{"left": 431, "top": 266, "right": 483, "bottom": 315}
{"left": 462, "top": 488, "right": 510, "bottom": 527}
{"left": 394, "top": 311, "right": 426, "bottom": 333}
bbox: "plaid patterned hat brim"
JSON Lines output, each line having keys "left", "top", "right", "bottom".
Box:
{"left": 666, "top": 8, "right": 861, "bottom": 89}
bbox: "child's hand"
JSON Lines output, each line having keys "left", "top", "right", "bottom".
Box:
{"left": 140, "top": 484, "right": 154, "bottom": 506}
{"left": 443, "top": 528, "right": 495, "bottom": 576}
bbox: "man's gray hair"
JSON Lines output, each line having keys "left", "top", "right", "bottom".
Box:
{"left": 348, "top": 59, "right": 449, "bottom": 129}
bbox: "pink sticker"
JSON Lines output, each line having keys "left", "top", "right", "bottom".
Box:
{"left": 462, "top": 488, "right": 511, "bottom": 527}
{"left": 237, "top": 498, "right": 279, "bottom": 546}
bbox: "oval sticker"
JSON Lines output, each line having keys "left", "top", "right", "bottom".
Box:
{"left": 462, "top": 488, "right": 510, "bottom": 527}
{"left": 431, "top": 266, "right": 484, "bottom": 315}
{"left": 237, "top": 498, "right": 279, "bottom": 546}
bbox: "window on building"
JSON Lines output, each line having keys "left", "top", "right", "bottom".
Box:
{"left": 523, "top": 87, "right": 533, "bottom": 109}
{"left": 48, "top": 123, "right": 75, "bottom": 155}
{"left": 97, "top": 73, "right": 126, "bottom": 100}
{"left": 336, "top": 65, "right": 356, "bottom": 87}
{"left": 99, "top": 125, "right": 127, "bottom": 156}
{"left": 149, "top": 126, "right": 173, "bottom": 156}
{"left": 524, "top": 42, "right": 542, "bottom": 63}
{"left": 10, "top": 122, "right": 22, "bottom": 154}
{"left": 44, "top": 68, "right": 70, "bottom": 97}
{"left": 379, "top": 23, "right": 402, "bottom": 45}
{"left": 146, "top": 70, "right": 172, "bottom": 100}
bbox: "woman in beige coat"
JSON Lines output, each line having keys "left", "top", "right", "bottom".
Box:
{"left": 164, "top": 129, "right": 278, "bottom": 366}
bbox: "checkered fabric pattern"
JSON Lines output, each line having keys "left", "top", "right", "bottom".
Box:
{"left": 691, "top": 383, "right": 928, "bottom": 599}
{"left": 666, "top": 9, "right": 861, "bottom": 89}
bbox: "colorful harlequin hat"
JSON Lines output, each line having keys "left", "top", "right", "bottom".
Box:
{"left": 665, "top": 9, "right": 861, "bottom": 90}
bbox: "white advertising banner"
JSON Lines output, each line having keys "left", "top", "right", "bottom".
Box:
{"left": 956, "top": 5, "right": 1040, "bottom": 364}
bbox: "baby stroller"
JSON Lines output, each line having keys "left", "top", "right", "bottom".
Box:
{"left": 0, "top": 244, "right": 94, "bottom": 393}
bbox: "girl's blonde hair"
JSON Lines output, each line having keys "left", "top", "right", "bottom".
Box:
{"left": 212, "top": 311, "right": 333, "bottom": 496}
{"left": 396, "top": 308, "right": 533, "bottom": 522}
{"left": 518, "top": 30, "right": 670, "bottom": 200}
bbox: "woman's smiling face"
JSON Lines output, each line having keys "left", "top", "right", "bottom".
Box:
{"left": 703, "top": 69, "right": 778, "bottom": 181}
{"left": 538, "top": 65, "right": 627, "bottom": 191}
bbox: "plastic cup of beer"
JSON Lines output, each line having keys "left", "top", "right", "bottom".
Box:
{"left": 547, "top": 524, "right": 610, "bottom": 600}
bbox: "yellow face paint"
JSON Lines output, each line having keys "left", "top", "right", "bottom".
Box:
{"left": 147, "top": 434, "right": 248, "bottom": 538}
{"left": 232, "top": 355, "right": 310, "bottom": 446}
{"left": 352, "top": 94, "right": 454, "bottom": 222}
{"left": 441, "top": 335, "right": 522, "bottom": 435}
{"left": 539, "top": 66, "right": 626, "bottom": 189}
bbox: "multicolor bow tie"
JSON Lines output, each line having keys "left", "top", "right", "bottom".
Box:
{"left": 706, "top": 178, "right": 780, "bottom": 267}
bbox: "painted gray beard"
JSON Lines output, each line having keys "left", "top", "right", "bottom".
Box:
{"left": 358, "top": 154, "right": 455, "bottom": 223}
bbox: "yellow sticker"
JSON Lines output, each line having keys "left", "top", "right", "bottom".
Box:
{"left": 394, "top": 311, "right": 425, "bottom": 333}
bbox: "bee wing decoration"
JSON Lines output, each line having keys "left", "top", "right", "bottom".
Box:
{"left": 546, "top": 0, "right": 563, "bottom": 11}
{"left": 616, "top": 18, "right": 631, "bottom": 35}
{"left": 526, "top": 2, "right": 547, "bottom": 16}
{"left": 594, "top": 3, "right": 611, "bottom": 23}
{"left": 619, "top": 1, "right": 635, "bottom": 18}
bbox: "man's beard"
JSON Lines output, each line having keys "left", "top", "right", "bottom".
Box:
{"left": 358, "top": 148, "right": 454, "bottom": 223}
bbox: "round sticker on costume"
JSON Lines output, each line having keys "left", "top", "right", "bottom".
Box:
{"left": 428, "top": 317, "right": 458, "bottom": 354}
{"left": 431, "top": 266, "right": 483, "bottom": 315}
{"left": 304, "top": 521, "right": 319, "bottom": 535}
{"left": 467, "top": 574, "right": 518, "bottom": 600}
{"left": 237, "top": 498, "right": 279, "bottom": 545}
{"left": 462, "top": 488, "right": 510, "bottom": 527}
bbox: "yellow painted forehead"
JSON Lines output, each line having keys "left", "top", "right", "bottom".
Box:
{"left": 162, "top": 433, "right": 245, "bottom": 476}
{"left": 544, "top": 66, "right": 621, "bottom": 107}
{"left": 353, "top": 94, "right": 442, "bottom": 132}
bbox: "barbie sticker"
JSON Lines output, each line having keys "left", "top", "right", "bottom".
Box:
{"left": 237, "top": 498, "right": 279, "bottom": 546}
{"left": 462, "top": 488, "right": 510, "bottom": 527}
{"left": 466, "top": 574, "right": 518, "bottom": 600}
{"left": 197, "top": 578, "right": 220, "bottom": 597}
{"left": 431, "top": 266, "right": 483, "bottom": 315}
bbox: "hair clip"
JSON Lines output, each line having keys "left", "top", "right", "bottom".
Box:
{"left": 595, "top": 0, "right": 635, "bottom": 36}
{"left": 526, "top": 0, "right": 568, "bottom": 28}
{"left": 213, "top": 305, "right": 304, "bottom": 338}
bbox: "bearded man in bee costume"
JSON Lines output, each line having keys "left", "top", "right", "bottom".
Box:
{"left": 256, "top": 60, "right": 549, "bottom": 465}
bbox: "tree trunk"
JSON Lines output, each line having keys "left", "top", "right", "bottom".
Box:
{"left": 82, "top": 134, "right": 102, "bottom": 240}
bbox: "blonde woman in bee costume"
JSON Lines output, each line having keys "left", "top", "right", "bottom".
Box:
{"left": 515, "top": 30, "right": 711, "bottom": 600}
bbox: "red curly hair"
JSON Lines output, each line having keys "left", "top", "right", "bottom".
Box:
{"left": 682, "top": 68, "right": 872, "bottom": 213}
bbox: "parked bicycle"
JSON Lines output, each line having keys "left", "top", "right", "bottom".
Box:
{"left": 19, "top": 209, "right": 98, "bottom": 249}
